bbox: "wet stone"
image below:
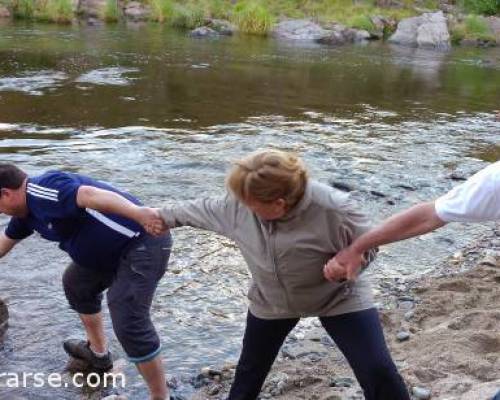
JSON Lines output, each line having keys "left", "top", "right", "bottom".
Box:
{"left": 329, "top": 377, "right": 354, "bottom": 387}
{"left": 412, "top": 386, "right": 432, "bottom": 399}
{"left": 396, "top": 331, "right": 411, "bottom": 342}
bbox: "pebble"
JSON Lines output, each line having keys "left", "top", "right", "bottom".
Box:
{"left": 329, "top": 377, "right": 354, "bottom": 387}
{"left": 404, "top": 311, "right": 415, "bottom": 321}
{"left": 412, "top": 386, "right": 432, "bottom": 399}
{"left": 396, "top": 331, "right": 410, "bottom": 342}
{"left": 207, "top": 383, "right": 223, "bottom": 395}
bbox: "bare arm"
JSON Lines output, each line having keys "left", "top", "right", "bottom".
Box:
{"left": 0, "top": 233, "right": 19, "bottom": 258}
{"left": 325, "top": 201, "right": 446, "bottom": 281}
{"left": 76, "top": 186, "right": 164, "bottom": 234}
{"left": 349, "top": 202, "right": 446, "bottom": 253}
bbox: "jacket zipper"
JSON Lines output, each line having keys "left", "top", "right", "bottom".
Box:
{"left": 268, "top": 221, "right": 293, "bottom": 312}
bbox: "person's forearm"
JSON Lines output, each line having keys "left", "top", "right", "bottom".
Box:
{"left": 350, "top": 202, "right": 446, "bottom": 253}
{"left": 77, "top": 186, "right": 142, "bottom": 223}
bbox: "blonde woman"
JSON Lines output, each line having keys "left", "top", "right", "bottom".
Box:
{"left": 152, "top": 150, "right": 410, "bottom": 400}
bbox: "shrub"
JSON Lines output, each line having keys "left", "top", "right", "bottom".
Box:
{"left": 459, "top": 0, "right": 499, "bottom": 16}
{"left": 232, "top": 0, "right": 273, "bottom": 35}
{"left": 102, "top": 0, "right": 119, "bottom": 22}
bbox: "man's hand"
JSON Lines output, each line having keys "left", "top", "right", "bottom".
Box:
{"left": 324, "top": 247, "right": 366, "bottom": 282}
{"left": 136, "top": 207, "right": 168, "bottom": 237}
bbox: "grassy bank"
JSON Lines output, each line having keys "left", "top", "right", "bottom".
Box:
{"left": 1, "top": 0, "right": 499, "bottom": 37}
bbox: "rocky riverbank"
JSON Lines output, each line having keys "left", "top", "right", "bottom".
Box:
{"left": 0, "top": 1, "right": 498, "bottom": 49}
{"left": 186, "top": 226, "right": 500, "bottom": 400}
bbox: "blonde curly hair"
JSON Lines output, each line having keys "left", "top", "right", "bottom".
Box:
{"left": 226, "top": 149, "right": 309, "bottom": 209}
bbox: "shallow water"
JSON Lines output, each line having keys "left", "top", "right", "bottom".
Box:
{"left": 0, "top": 21, "right": 499, "bottom": 399}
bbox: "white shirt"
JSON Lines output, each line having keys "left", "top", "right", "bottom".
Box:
{"left": 435, "top": 161, "right": 500, "bottom": 223}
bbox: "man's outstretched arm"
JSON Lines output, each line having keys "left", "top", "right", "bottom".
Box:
{"left": 76, "top": 186, "right": 166, "bottom": 235}
{"left": 324, "top": 202, "right": 446, "bottom": 281}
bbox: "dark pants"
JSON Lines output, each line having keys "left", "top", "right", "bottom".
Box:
{"left": 62, "top": 233, "right": 172, "bottom": 363}
{"left": 493, "top": 390, "right": 500, "bottom": 400}
{"left": 228, "top": 308, "right": 410, "bottom": 400}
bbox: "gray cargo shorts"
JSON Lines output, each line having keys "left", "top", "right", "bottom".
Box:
{"left": 62, "top": 233, "right": 172, "bottom": 363}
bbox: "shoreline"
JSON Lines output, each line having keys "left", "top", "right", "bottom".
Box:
{"left": 186, "top": 225, "right": 500, "bottom": 400}
{"left": 0, "top": 1, "right": 498, "bottom": 49}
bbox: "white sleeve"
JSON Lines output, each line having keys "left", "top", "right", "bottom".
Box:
{"left": 434, "top": 162, "right": 500, "bottom": 223}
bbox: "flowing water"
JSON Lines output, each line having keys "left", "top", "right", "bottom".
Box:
{"left": 0, "top": 20, "right": 499, "bottom": 399}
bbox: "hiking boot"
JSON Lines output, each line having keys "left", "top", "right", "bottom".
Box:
{"left": 63, "top": 339, "right": 113, "bottom": 372}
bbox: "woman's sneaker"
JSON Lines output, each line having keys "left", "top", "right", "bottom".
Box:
{"left": 63, "top": 339, "right": 113, "bottom": 372}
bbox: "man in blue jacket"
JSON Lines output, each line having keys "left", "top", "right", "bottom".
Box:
{"left": 0, "top": 163, "right": 172, "bottom": 400}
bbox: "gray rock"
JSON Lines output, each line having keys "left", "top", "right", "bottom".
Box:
{"left": 0, "top": 299, "right": 8, "bottom": 339}
{"left": 370, "top": 15, "right": 387, "bottom": 38}
{"left": 206, "top": 19, "right": 236, "bottom": 35}
{"left": 124, "top": 1, "right": 151, "bottom": 22}
{"left": 0, "top": 5, "right": 11, "bottom": 18}
{"left": 404, "top": 310, "right": 415, "bottom": 321}
{"left": 190, "top": 26, "right": 220, "bottom": 38}
{"left": 207, "top": 383, "right": 222, "bottom": 395}
{"left": 272, "top": 19, "right": 331, "bottom": 41}
{"left": 77, "top": 0, "right": 107, "bottom": 18}
{"left": 317, "top": 24, "right": 372, "bottom": 46}
{"left": 488, "top": 16, "right": 500, "bottom": 44}
{"left": 389, "top": 11, "right": 450, "bottom": 49}
{"left": 396, "top": 331, "right": 410, "bottom": 342}
{"left": 329, "top": 377, "right": 354, "bottom": 387}
{"left": 412, "top": 386, "right": 432, "bottom": 399}
{"left": 479, "top": 250, "right": 500, "bottom": 267}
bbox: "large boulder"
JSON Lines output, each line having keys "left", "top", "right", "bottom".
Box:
{"left": 0, "top": 5, "right": 11, "bottom": 18}
{"left": 0, "top": 299, "right": 8, "bottom": 340}
{"left": 272, "top": 19, "right": 331, "bottom": 41}
{"left": 389, "top": 11, "right": 450, "bottom": 49}
{"left": 123, "top": 1, "right": 150, "bottom": 22}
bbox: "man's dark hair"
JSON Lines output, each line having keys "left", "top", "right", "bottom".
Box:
{"left": 0, "top": 164, "right": 28, "bottom": 193}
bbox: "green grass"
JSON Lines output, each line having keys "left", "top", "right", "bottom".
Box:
{"left": 11, "top": 0, "right": 72, "bottom": 22}
{"left": 149, "top": 0, "right": 174, "bottom": 23}
{"left": 347, "top": 14, "right": 375, "bottom": 31}
{"left": 451, "top": 15, "right": 496, "bottom": 44}
{"left": 12, "top": 0, "right": 35, "bottom": 19}
{"left": 458, "top": 0, "right": 499, "bottom": 16}
{"left": 232, "top": 1, "right": 274, "bottom": 35}
{"left": 170, "top": 3, "right": 205, "bottom": 29}
{"left": 102, "top": 0, "right": 119, "bottom": 22}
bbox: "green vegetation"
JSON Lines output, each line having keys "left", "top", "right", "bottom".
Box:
{"left": 2, "top": 0, "right": 498, "bottom": 39}
{"left": 10, "top": 0, "right": 72, "bottom": 22}
{"left": 450, "top": 14, "right": 496, "bottom": 44}
{"left": 347, "top": 14, "right": 375, "bottom": 31}
{"left": 102, "top": 0, "right": 119, "bottom": 22}
{"left": 232, "top": 1, "right": 273, "bottom": 35}
{"left": 149, "top": 0, "right": 174, "bottom": 23}
{"left": 458, "top": 0, "right": 499, "bottom": 16}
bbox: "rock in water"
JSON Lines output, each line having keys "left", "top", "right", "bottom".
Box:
{"left": 389, "top": 11, "right": 450, "bottom": 50}
{"left": 272, "top": 19, "right": 331, "bottom": 41}
{"left": 190, "top": 27, "right": 220, "bottom": 38}
{"left": 0, "top": 299, "right": 8, "bottom": 339}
